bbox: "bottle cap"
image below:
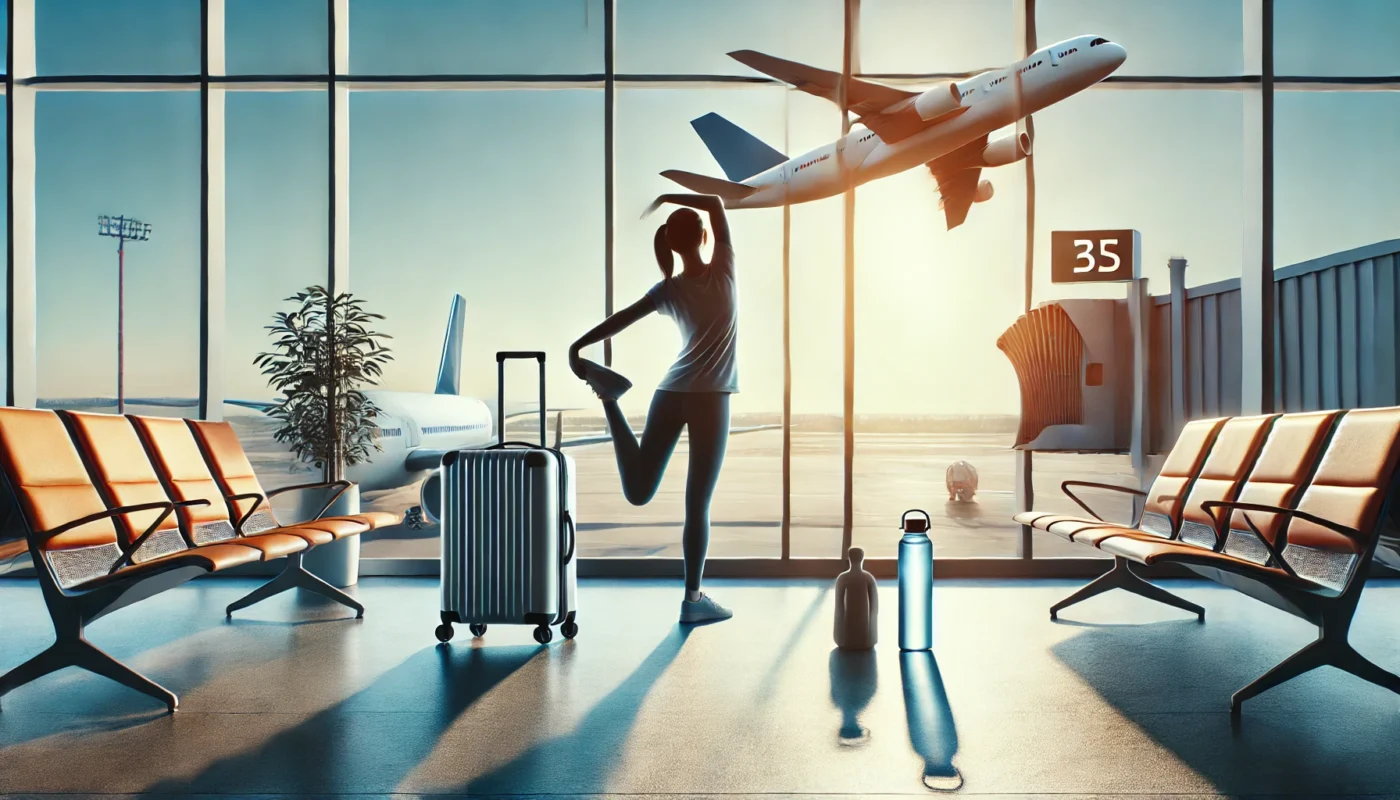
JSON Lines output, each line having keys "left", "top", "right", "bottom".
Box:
{"left": 901, "top": 509, "right": 931, "bottom": 533}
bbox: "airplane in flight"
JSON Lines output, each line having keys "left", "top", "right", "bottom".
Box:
{"left": 662, "top": 35, "right": 1127, "bottom": 229}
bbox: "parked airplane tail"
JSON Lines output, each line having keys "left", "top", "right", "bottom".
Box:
{"left": 660, "top": 169, "right": 759, "bottom": 201}
{"left": 435, "top": 294, "right": 467, "bottom": 395}
{"left": 689, "top": 112, "right": 787, "bottom": 181}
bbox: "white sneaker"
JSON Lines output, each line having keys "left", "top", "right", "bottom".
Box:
{"left": 680, "top": 593, "right": 733, "bottom": 624}
{"left": 580, "top": 359, "right": 633, "bottom": 401}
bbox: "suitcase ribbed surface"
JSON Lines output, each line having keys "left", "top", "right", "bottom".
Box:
{"left": 441, "top": 450, "right": 550, "bottom": 623}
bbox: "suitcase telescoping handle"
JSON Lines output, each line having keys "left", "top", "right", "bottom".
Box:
{"left": 495, "top": 351, "right": 547, "bottom": 447}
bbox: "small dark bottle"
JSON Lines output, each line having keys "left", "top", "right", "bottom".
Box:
{"left": 834, "top": 546, "right": 878, "bottom": 650}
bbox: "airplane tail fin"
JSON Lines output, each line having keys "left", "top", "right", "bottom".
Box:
{"left": 435, "top": 294, "right": 466, "bottom": 395}
{"left": 660, "top": 169, "right": 759, "bottom": 201}
{"left": 689, "top": 112, "right": 787, "bottom": 181}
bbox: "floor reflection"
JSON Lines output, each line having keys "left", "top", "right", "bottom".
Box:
{"left": 828, "top": 648, "right": 878, "bottom": 746}
{"left": 900, "top": 650, "right": 962, "bottom": 791}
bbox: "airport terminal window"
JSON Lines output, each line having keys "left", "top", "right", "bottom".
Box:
{"left": 349, "top": 89, "right": 605, "bottom": 560}
{"left": 852, "top": 121, "right": 1027, "bottom": 559}
{"left": 0, "top": 98, "right": 7, "bottom": 405}
{"left": 225, "top": 0, "right": 328, "bottom": 75}
{"left": 1276, "top": 0, "right": 1400, "bottom": 77}
{"left": 1275, "top": 92, "right": 1400, "bottom": 267}
{"left": 618, "top": 0, "right": 842, "bottom": 76}
{"left": 1037, "top": 0, "right": 1243, "bottom": 77}
{"left": 615, "top": 87, "right": 786, "bottom": 558}
{"left": 35, "top": 91, "right": 201, "bottom": 418}
{"left": 349, "top": 0, "right": 603, "bottom": 75}
{"left": 36, "top": 0, "right": 200, "bottom": 76}
{"left": 859, "top": 0, "right": 1014, "bottom": 76}
{"left": 224, "top": 91, "right": 330, "bottom": 507}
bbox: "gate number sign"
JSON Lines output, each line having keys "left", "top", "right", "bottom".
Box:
{"left": 1051, "top": 229, "right": 1141, "bottom": 283}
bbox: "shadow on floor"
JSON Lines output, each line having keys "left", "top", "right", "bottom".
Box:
{"left": 829, "top": 648, "right": 877, "bottom": 745}
{"left": 1052, "top": 616, "right": 1400, "bottom": 796}
{"left": 142, "top": 642, "right": 542, "bottom": 795}
{"left": 458, "top": 625, "right": 693, "bottom": 795}
{"left": 900, "top": 651, "right": 961, "bottom": 792}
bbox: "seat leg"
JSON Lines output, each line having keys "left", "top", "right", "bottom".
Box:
{"left": 0, "top": 637, "right": 177, "bottom": 713}
{"left": 1231, "top": 638, "right": 1330, "bottom": 713}
{"left": 70, "top": 639, "right": 178, "bottom": 712}
{"left": 226, "top": 554, "right": 364, "bottom": 619}
{"left": 1331, "top": 645, "right": 1400, "bottom": 696}
{"left": 225, "top": 560, "right": 301, "bottom": 617}
{"left": 1050, "top": 556, "right": 1204, "bottom": 621}
{"left": 292, "top": 566, "right": 365, "bottom": 618}
{"left": 0, "top": 643, "right": 70, "bottom": 709}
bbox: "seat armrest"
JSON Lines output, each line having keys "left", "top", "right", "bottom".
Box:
{"left": 266, "top": 480, "right": 352, "bottom": 521}
{"left": 1060, "top": 481, "right": 1147, "bottom": 523}
{"left": 224, "top": 492, "right": 266, "bottom": 532}
{"left": 1198, "top": 499, "right": 1360, "bottom": 581}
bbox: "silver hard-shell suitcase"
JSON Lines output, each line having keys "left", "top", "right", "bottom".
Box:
{"left": 435, "top": 351, "right": 578, "bottom": 645}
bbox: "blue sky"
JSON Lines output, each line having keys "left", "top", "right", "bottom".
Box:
{"left": 25, "top": 0, "right": 1400, "bottom": 415}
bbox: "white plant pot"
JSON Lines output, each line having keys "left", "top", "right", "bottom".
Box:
{"left": 296, "top": 482, "right": 362, "bottom": 588}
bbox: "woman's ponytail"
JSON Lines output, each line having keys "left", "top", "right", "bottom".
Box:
{"left": 653, "top": 224, "right": 674, "bottom": 279}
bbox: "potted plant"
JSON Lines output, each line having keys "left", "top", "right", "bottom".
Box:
{"left": 256, "top": 285, "right": 393, "bottom": 587}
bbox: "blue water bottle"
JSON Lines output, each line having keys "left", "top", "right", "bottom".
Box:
{"left": 898, "top": 509, "right": 933, "bottom": 651}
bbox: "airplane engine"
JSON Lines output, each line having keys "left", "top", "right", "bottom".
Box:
{"left": 418, "top": 472, "right": 442, "bottom": 527}
{"left": 974, "top": 180, "right": 994, "bottom": 203}
{"left": 979, "top": 130, "right": 1033, "bottom": 167}
{"left": 913, "top": 81, "right": 962, "bottom": 121}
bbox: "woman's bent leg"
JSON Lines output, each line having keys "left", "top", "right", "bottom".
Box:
{"left": 681, "top": 392, "right": 730, "bottom": 594}
{"left": 603, "top": 391, "right": 686, "bottom": 506}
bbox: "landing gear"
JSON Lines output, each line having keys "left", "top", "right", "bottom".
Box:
{"left": 404, "top": 506, "right": 432, "bottom": 530}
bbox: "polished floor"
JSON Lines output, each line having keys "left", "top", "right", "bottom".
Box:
{"left": 1, "top": 576, "right": 1399, "bottom": 799}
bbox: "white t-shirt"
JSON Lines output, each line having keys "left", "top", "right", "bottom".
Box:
{"left": 646, "top": 242, "right": 739, "bottom": 393}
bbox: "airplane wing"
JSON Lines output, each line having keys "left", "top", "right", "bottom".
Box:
{"left": 925, "top": 135, "right": 988, "bottom": 230}
{"left": 225, "top": 399, "right": 277, "bottom": 412}
{"left": 728, "top": 50, "right": 914, "bottom": 117}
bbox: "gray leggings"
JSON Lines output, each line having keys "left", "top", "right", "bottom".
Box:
{"left": 603, "top": 390, "right": 730, "bottom": 593}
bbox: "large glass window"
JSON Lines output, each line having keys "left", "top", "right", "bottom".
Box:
{"left": 37, "top": 0, "right": 201, "bottom": 76}
{"left": 618, "top": 0, "right": 843, "bottom": 76}
{"left": 224, "top": 91, "right": 330, "bottom": 512}
{"left": 851, "top": 113, "right": 1026, "bottom": 559}
{"left": 225, "top": 0, "right": 328, "bottom": 76}
{"left": 859, "top": 0, "right": 1015, "bottom": 75}
{"left": 1276, "top": 92, "right": 1400, "bottom": 267}
{"left": 614, "top": 86, "right": 786, "bottom": 558}
{"left": 1276, "top": 0, "right": 1400, "bottom": 77}
{"left": 1037, "top": 0, "right": 1244, "bottom": 77}
{"left": 35, "top": 91, "right": 201, "bottom": 417}
{"left": 349, "top": 0, "right": 603, "bottom": 76}
{"left": 350, "top": 89, "right": 604, "bottom": 559}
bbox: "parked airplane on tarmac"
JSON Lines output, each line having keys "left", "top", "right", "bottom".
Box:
{"left": 88, "top": 295, "right": 775, "bottom": 530}
{"left": 662, "top": 35, "right": 1127, "bottom": 229}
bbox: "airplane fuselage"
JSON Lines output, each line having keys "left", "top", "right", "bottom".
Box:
{"left": 730, "top": 36, "right": 1126, "bottom": 208}
{"left": 347, "top": 390, "right": 494, "bottom": 492}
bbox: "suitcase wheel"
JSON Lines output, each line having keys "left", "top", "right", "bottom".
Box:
{"left": 434, "top": 623, "right": 455, "bottom": 643}
{"left": 469, "top": 623, "right": 488, "bottom": 638}
{"left": 561, "top": 620, "right": 578, "bottom": 640}
{"left": 533, "top": 625, "right": 554, "bottom": 645}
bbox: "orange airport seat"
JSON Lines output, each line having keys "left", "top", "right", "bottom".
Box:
{"left": 1013, "top": 416, "right": 1228, "bottom": 542}
{"left": 128, "top": 414, "right": 368, "bottom": 619}
{"left": 0, "top": 408, "right": 263, "bottom": 712}
{"left": 65, "top": 411, "right": 312, "bottom": 562}
{"left": 187, "top": 419, "right": 399, "bottom": 535}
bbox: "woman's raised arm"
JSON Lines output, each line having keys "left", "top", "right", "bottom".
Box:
{"left": 644, "top": 192, "right": 731, "bottom": 249}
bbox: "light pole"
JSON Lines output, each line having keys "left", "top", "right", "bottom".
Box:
{"left": 97, "top": 215, "right": 152, "bottom": 415}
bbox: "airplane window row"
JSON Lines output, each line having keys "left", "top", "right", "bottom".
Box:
{"left": 1016, "top": 60, "right": 1043, "bottom": 75}
{"left": 376, "top": 427, "right": 403, "bottom": 438}
{"left": 422, "top": 423, "right": 486, "bottom": 435}
{"left": 795, "top": 152, "right": 831, "bottom": 172}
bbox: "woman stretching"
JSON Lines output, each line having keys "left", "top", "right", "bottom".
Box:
{"left": 569, "top": 193, "right": 736, "bottom": 624}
